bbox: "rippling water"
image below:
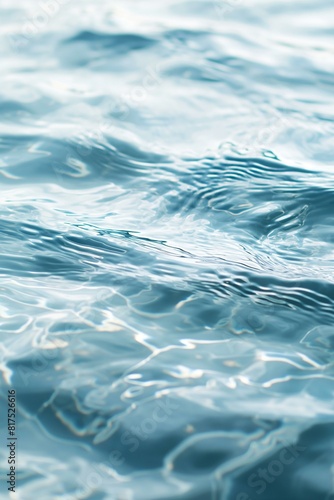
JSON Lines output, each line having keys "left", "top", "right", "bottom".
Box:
{"left": 0, "top": 1, "right": 334, "bottom": 499}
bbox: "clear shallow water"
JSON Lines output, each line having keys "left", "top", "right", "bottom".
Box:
{"left": 0, "top": 0, "right": 334, "bottom": 499}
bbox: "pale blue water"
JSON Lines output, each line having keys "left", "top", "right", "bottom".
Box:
{"left": 0, "top": 1, "right": 334, "bottom": 499}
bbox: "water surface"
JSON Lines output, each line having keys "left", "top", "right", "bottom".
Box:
{"left": 0, "top": 1, "right": 334, "bottom": 499}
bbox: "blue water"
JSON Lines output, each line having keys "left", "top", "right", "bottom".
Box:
{"left": 0, "top": 1, "right": 334, "bottom": 499}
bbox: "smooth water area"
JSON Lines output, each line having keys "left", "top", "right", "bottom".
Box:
{"left": 0, "top": 1, "right": 334, "bottom": 499}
